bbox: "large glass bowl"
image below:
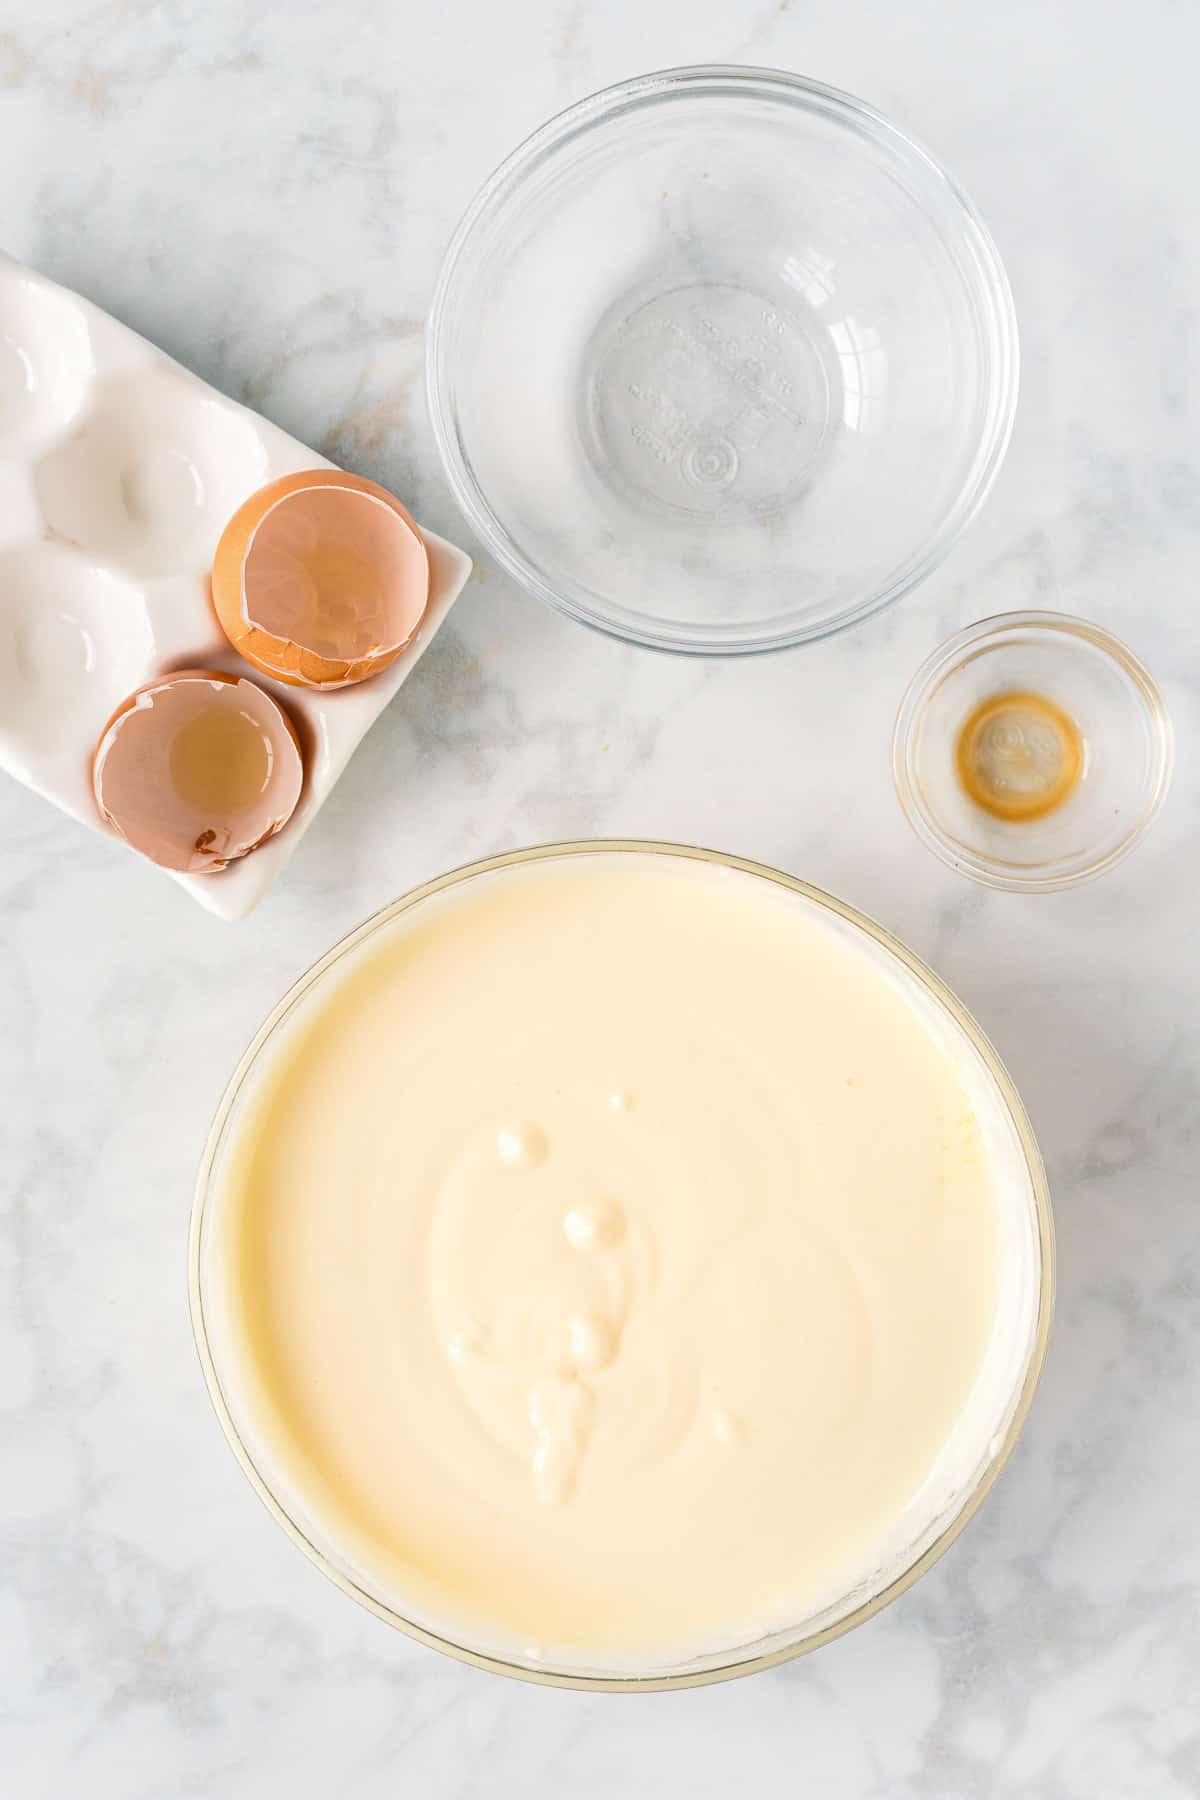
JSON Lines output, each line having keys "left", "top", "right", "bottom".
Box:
{"left": 190, "top": 842, "right": 1053, "bottom": 1691}
{"left": 426, "top": 68, "right": 1019, "bottom": 654}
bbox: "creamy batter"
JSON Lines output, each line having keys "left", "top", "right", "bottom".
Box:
{"left": 209, "top": 852, "right": 1036, "bottom": 1667}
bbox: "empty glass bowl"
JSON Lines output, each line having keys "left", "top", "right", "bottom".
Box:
{"left": 893, "top": 613, "right": 1174, "bottom": 890}
{"left": 427, "top": 66, "right": 1019, "bottom": 654}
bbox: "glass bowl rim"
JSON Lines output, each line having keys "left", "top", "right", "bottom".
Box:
{"left": 424, "top": 63, "right": 1021, "bottom": 657}
{"left": 892, "top": 609, "right": 1176, "bottom": 892}
{"left": 189, "top": 838, "right": 1054, "bottom": 1691}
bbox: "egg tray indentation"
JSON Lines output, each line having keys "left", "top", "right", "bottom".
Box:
{"left": 0, "top": 268, "right": 92, "bottom": 461}
{"left": 0, "top": 541, "right": 155, "bottom": 792}
{"left": 36, "top": 368, "right": 271, "bottom": 579}
{"left": 0, "top": 253, "right": 473, "bottom": 918}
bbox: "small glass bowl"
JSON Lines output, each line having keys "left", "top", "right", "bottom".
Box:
{"left": 893, "top": 613, "right": 1174, "bottom": 891}
{"left": 427, "top": 66, "right": 1018, "bottom": 655}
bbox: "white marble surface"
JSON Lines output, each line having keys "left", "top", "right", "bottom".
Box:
{"left": 2, "top": 2, "right": 1198, "bottom": 1794}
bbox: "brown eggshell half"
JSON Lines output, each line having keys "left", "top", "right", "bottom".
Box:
{"left": 210, "top": 470, "right": 430, "bottom": 689}
{"left": 92, "top": 669, "right": 304, "bottom": 874}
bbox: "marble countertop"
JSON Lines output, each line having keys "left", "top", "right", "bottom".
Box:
{"left": 2, "top": 2, "right": 1197, "bottom": 1795}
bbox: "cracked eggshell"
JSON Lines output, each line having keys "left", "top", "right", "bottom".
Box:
{"left": 210, "top": 469, "right": 430, "bottom": 688}
{"left": 92, "top": 669, "right": 304, "bottom": 875}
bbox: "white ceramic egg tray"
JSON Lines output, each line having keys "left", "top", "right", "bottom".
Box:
{"left": 0, "top": 252, "right": 472, "bottom": 919}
